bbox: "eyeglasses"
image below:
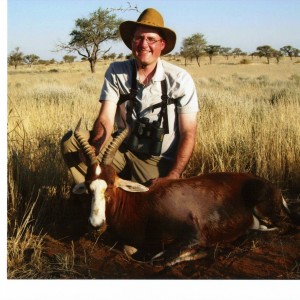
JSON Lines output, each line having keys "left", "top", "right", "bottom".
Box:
{"left": 132, "top": 36, "right": 163, "bottom": 45}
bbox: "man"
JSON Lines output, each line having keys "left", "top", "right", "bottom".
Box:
{"left": 61, "top": 8, "right": 199, "bottom": 186}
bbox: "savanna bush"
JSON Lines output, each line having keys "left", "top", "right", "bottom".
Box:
{"left": 240, "top": 58, "right": 252, "bottom": 64}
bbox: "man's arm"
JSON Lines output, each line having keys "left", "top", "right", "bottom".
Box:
{"left": 89, "top": 101, "right": 117, "bottom": 154}
{"left": 166, "top": 112, "right": 198, "bottom": 179}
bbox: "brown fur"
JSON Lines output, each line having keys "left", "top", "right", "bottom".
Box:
{"left": 93, "top": 165, "right": 293, "bottom": 252}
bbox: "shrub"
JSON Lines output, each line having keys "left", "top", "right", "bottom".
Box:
{"left": 240, "top": 58, "right": 251, "bottom": 64}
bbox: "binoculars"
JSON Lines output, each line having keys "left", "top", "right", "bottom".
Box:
{"left": 128, "top": 117, "right": 164, "bottom": 156}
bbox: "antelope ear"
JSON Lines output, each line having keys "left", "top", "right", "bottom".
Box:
{"left": 72, "top": 182, "right": 87, "bottom": 194}
{"left": 117, "top": 178, "right": 149, "bottom": 192}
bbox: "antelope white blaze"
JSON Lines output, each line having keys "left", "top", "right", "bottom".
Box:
{"left": 95, "top": 165, "right": 101, "bottom": 176}
{"left": 89, "top": 179, "right": 107, "bottom": 228}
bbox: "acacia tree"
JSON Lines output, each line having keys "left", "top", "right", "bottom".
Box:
{"left": 293, "top": 48, "right": 300, "bottom": 58}
{"left": 205, "top": 45, "right": 221, "bottom": 64}
{"left": 181, "top": 33, "right": 207, "bottom": 67}
{"left": 231, "top": 48, "right": 243, "bottom": 58}
{"left": 23, "top": 54, "right": 40, "bottom": 67}
{"left": 56, "top": 8, "right": 123, "bottom": 73}
{"left": 8, "top": 47, "right": 23, "bottom": 69}
{"left": 272, "top": 50, "right": 283, "bottom": 64}
{"left": 117, "top": 53, "right": 124, "bottom": 60}
{"left": 280, "top": 45, "right": 294, "bottom": 60}
{"left": 63, "top": 55, "right": 77, "bottom": 64}
{"left": 180, "top": 46, "right": 191, "bottom": 67}
{"left": 219, "top": 47, "right": 232, "bottom": 60}
{"left": 256, "top": 45, "right": 275, "bottom": 64}
{"left": 249, "top": 51, "right": 260, "bottom": 60}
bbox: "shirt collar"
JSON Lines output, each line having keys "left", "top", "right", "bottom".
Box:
{"left": 133, "top": 58, "right": 165, "bottom": 84}
{"left": 152, "top": 58, "right": 166, "bottom": 82}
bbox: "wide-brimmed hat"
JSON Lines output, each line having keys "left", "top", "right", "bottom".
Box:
{"left": 119, "top": 8, "right": 176, "bottom": 55}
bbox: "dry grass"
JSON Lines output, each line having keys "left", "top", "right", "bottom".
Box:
{"left": 7, "top": 55, "right": 300, "bottom": 278}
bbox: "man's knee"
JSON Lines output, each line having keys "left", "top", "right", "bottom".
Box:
{"left": 61, "top": 130, "right": 74, "bottom": 154}
{"left": 61, "top": 130, "right": 84, "bottom": 169}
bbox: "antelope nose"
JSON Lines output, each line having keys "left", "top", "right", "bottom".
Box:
{"left": 88, "top": 217, "right": 98, "bottom": 228}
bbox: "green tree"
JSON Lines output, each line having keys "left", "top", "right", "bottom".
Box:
{"left": 280, "top": 45, "right": 294, "bottom": 60}
{"left": 231, "top": 48, "right": 243, "bottom": 58}
{"left": 23, "top": 54, "right": 40, "bottom": 67}
{"left": 8, "top": 47, "right": 23, "bottom": 69}
{"left": 181, "top": 33, "right": 207, "bottom": 67}
{"left": 205, "top": 45, "right": 221, "bottom": 64}
{"left": 117, "top": 53, "right": 124, "bottom": 60}
{"left": 293, "top": 48, "right": 300, "bottom": 58}
{"left": 37, "top": 59, "right": 56, "bottom": 65}
{"left": 272, "top": 50, "right": 283, "bottom": 64}
{"left": 125, "top": 53, "right": 134, "bottom": 60}
{"left": 219, "top": 47, "right": 232, "bottom": 60}
{"left": 256, "top": 45, "right": 275, "bottom": 64}
{"left": 108, "top": 52, "right": 117, "bottom": 60}
{"left": 56, "top": 8, "right": 123, "bottom": 73}
{"left": 63, "top": 55, "right": 77, "bottom": 64}
{"left": 249, "top": 51, "right": 262, "bottom": 60}
{"left": 180, "top": 45, "right": 191, "bottom": 67}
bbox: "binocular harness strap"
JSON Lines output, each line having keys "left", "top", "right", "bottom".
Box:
{"left": 117, "top": 60, "right": 178, "bottom": 135}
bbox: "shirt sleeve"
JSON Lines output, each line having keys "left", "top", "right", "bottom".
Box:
{"left": 99, "top": 63, "right": 120, "bottom": 104}
{"left": 171, "top": 71, "right": 199, "bottom": 114}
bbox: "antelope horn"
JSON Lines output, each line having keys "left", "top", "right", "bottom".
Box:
{"left": 102, "top": 127, "right": 129, "bottom": 165}
{"left": 74, "top": 119, "right": 98, "bottom": 165}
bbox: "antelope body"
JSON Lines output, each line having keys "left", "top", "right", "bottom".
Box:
{"left": 73, "top": 120, "right": 293, "bottom": 257}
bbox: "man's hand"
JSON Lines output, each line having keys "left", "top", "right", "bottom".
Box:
{"left": 148, "top": 173, "right": 180, "bottom": 187}
{"left": 88, "top": 132, "right": 103, "bottom": 156}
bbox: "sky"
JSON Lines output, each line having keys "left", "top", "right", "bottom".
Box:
{"left": 6, "top": 0, "right": 300, "bottom": 61}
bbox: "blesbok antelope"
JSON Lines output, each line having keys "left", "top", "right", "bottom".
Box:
{"left": 73, "top": 120, "right": 295, "bottom": 264}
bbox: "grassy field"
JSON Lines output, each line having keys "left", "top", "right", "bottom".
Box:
{"left": 7, "top": 55, "right": 300, "bottom": 278}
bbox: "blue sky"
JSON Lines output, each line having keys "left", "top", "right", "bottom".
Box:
{"left": 7, "top": 0, "right": 300, "bottom": 61}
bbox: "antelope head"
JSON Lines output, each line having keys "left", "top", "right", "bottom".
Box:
{"left": 72, "top": 119, "right": 148, "bottom": 228}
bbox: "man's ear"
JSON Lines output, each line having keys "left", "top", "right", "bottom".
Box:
{"left": 160, "top": 39, "right": 166, "bottom": 52}
{"left": 72, "top": 182, "right": 87, "bottom": 194}
{"left": 117, "top": 178, "right": 149, "bottom": 192}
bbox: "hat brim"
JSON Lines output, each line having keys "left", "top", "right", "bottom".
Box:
{"left": 119, "top": 21, "right": 176, "bottom": 55}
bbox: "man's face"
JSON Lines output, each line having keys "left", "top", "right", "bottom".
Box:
{"left": 131, "top": 26, "right": 166, "bottom": 67}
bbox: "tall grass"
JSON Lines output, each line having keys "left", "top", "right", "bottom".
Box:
{"left": 7, "top": 57, "right": 300, "bottom": 278}
{"left": 188, "top": 71, "right": 300, "bottom": 190}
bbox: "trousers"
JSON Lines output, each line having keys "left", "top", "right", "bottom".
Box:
{"left": 60, "top": 129, "right": 173, "bottom": 185}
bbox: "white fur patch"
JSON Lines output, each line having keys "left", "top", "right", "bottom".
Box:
{"left": 282, "top": 196, "right": 290, "bottom": 213}
{"left": 89, "top": 179, "right": 107, "bottom": 228}
{"left": 251, "top": 215, "right": 278, "bottom": 231}
{"left": 251, "top": 215, "right": 260, "bottom": 230}
{"left": 95, "top": 165, "right": 101, "bottom": 176}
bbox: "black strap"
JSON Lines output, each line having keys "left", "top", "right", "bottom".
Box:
{"left": 117, "top": 60, "right": 138, "bottom": 124}
{"left": 155, "top": 79, "right": 179, "bottom": 134}
{"left": 118, "top": 60, "right": 137, "bottom": 105}
{"left": 117, "top": 60, "right": 178, "bottom": 134}
{"left": 160, "top": 79, "right": 170, "bottom": 134}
